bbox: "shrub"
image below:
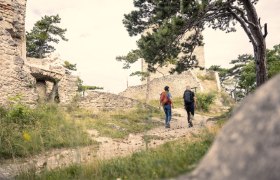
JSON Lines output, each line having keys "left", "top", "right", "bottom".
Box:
{"left": 196, "top": 92, "right": 216, "bottom": 112}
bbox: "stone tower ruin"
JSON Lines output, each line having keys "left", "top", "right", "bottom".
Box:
{"left": 0, "top": 0, "right": 78, "bottom": 106}
{"left": 0, "top": 0, "right": 37, "bottom": 105}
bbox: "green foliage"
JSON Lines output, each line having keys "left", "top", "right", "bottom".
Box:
{"left": 120, "top": 0, "right": 264, "bottom": 78}
{"left": 26, "top": 14, "right": 68, "bottom": 58}
{"left": 63, "top": 61, "right": 77, "bottom": 71}
{"left": 116, "top": 49, "right": 141, "bottom": 69}
{"left": 77, "top": 77, "right": 103, "bottom": 93}
{"left": 196, "top": 92, "right": 216, "bottom": 112}
{"left": 208, "top": 65, "right": 229, "bottom": 79}
{"left": 18, "top": 127, "right": 219, "bottom": 180}
{"left": 0, "top": 104, "right": 93, "bottom": 159}
{"left": 217, "top": 44, "right": 280, "bottom": 99}
{"left": 239, "top": 61, "right": 256, "bottom": 94}
{"left": 267, "top": 44, "right": 280, "bottom": 78}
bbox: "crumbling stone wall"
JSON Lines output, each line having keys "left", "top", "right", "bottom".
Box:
{"left": 26, "top": 57, "right": 78, "bottom": 104}
{"left": 120, "top": 71, "right": 202, "bottom": 100}
{"left": 78, "top": 91, "right": 143, "bottom": 111}
{"left": 0, "top": 0, "right": 37, "bottom": 105}
{"left": 0, "top": 0, "right": 81, "bottom": 106}
{"left": 58, "top": 74, "right": 78, "bottom": 104}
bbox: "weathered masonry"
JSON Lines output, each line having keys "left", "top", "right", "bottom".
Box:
{"left": 0, "top": 0, "right": 77, "bottom": 105}
{"left": 0, "top": 0, "right": 36, "bottom": 105}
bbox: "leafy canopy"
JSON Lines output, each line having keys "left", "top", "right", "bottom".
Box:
{"left": 118, "top": 0, "right": 266, "bottom": 84}
{"left": 211, "top": 44, "right": 280, "bottom": 99}
{"left": 26, "top": 15, "right": 68, "bottom": 58}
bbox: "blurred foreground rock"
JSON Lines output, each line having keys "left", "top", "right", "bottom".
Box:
{"left": 178, "top": 74, "right": 280, "bottom": 180}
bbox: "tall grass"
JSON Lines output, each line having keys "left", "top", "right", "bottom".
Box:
{"left": 18, "top": 126, "right": 219, "bottom": 180}
{"left": 72, "top": 106, "right": 164, "bottom": 139}
{"left": 0, "top": 103, "right": 93, "bottom": 159}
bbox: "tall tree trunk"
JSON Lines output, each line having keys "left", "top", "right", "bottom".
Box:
{"left": 239, "top": 0, "right": 268, "bottom": 86}
{"left": 145, "top": 74, "right": 150, "bottom": 104}
{"left": 253, "top": 41, "right": 267, "bottom": 86}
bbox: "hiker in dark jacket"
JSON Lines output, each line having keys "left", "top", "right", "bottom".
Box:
{"left": 160, "top": 86, "right": 173, "bottom": 128}
{"left": 183, "top": 85, "right": 196, "bottom": 127}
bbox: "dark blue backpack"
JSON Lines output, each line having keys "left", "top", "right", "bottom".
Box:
{"left": 183, "top": 90, "right": 194, "bottom": 103}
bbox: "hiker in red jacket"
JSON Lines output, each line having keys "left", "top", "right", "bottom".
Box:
{"left": 160, "top": 86, "right": 173, "bottom": 128}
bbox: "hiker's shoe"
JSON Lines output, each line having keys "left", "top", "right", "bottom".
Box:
{"left": 188, "top": 123, "right": 193, "bottom": 128}
{"left": 165, "top": 124, "right": 170, "bottom": 128}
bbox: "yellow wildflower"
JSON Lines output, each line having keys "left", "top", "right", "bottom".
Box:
{"left": 23, "top": 131, "right": 31, "bottom": 142}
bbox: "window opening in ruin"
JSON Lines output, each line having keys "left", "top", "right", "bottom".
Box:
{"left": 35, "top": 79, "right": 60, "bottom": 103}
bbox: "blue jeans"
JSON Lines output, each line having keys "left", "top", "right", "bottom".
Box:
{"left": 164, "top": 104, "right": 172, "bottom": 126}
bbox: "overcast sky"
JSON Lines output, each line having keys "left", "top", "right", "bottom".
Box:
{"left": 25, "top": 0, "right": 280, "bottom": 93}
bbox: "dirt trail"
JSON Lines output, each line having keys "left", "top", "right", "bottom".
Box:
{"left": 0, "top": 108, "right": 211, "bottom": 179}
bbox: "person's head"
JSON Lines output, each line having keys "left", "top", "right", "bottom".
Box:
{"left": 164, "top": 86, "right": 169, "bottom": 91}
{"left": 186, "top": 85, "right": 191, "bottom": 90}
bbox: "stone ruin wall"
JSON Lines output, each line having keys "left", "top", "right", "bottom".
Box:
{"left": 135, "top": 30, "right": 208, "bottom": 101}
{"left": 0, "top": 0, "right": 38, "bottom": 105}
{"left": 78, "top": 91, "right": 144, "bottom": 111}
{"left": 0, "top": 0, "right": 134, "bottom": 109}
{"left": 25, "top": 57, "right": 78, "bottom": 104}
{"left": 0, "top": 0, "right": 78, "bottom": 106}
{"left": 120, "top": 71, "right": 202, "bottom": 100}
{"left": 58, "top": 74, "right": 78, "bottom": 104}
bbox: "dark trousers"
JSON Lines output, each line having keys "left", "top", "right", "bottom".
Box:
{"left": 185, "top": 102, "right": 194, "bottom": 125}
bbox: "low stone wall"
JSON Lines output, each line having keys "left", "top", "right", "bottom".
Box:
{"left": 120, "top": 71, "right": 201, "bottom": 100}
{"left": 78, "top": 91, "right": 143, "bottom": 111}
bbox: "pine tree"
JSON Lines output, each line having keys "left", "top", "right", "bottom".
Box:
{"left": 26, "top": 15, "right": 68, "bottom": 58}
{"left": 121, "top": 0, "right": 268, "bottom": 86}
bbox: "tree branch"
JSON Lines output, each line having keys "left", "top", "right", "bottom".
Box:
{"left": 229, "top": 8, "right": 258, "bottom": 47}
{"left": 229, "top": 4, "right": 258, "bottom": 29}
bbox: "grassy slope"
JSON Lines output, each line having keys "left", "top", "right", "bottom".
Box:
{"left": 17, "top": 116, "right": 227, "bottom": 180}
{"left": 0, "top": 103, "right": 163, "bottom": 159}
